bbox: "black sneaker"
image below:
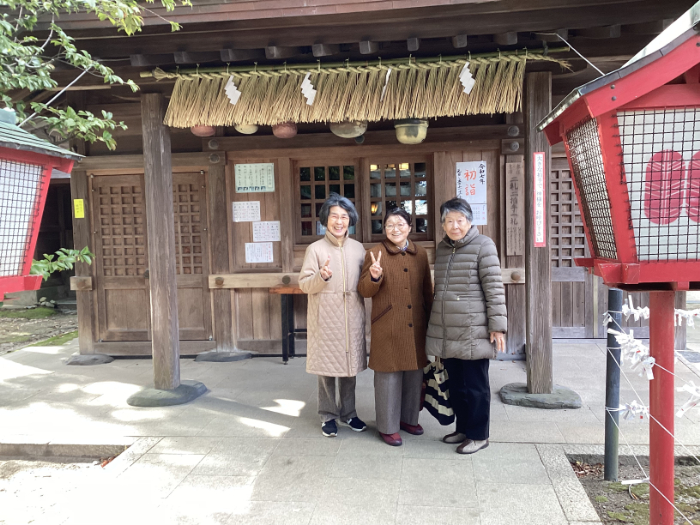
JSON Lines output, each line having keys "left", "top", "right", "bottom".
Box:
{"left": 342, "top": 417, "right": 367, "bottom": 432}
{"left": 321, "top": 419, "right": 337, "bottom": 437}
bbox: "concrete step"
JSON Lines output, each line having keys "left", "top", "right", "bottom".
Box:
{"left": 54, "top": 299, "right": 77, "bottom": 312}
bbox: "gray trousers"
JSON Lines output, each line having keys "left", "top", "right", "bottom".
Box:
{"left": 318, "top": 376, "right": 357, "bottom": 423}
{"left": 374, "top": 369, "right": 423, "bottom": 435}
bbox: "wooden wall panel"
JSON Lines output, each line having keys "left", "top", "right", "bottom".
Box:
{"left": 228, "top": 158, "right": 283, "bottom": 271}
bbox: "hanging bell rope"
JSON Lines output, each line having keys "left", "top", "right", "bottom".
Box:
{"left": 145, "top": 47, "right": 570, "bottom": 128}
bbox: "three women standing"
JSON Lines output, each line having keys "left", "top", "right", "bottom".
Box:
{"left": 358, "top": 208, "right": 433, "bottom": 446}
{"left": 299, "top": 194, "right": 368, "bottom": 438}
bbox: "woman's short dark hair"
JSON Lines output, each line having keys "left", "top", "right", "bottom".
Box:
{"left": 440, "top": 198, "right": 473, "bottom": 223}
{"left": 319, "top": 193, "right": 359, "bottom": 227}
{"left": 384, "top": 207, "right": 412, "bottom": 227}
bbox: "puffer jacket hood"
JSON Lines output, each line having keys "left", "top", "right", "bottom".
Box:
{"left": 426, "top": 226, "right": 507, "bottom": 360}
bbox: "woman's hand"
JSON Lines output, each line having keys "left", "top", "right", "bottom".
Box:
{"left": 490, "top": 332, "right": 506, "bottom": 353}
{"left": 320, "top": 256, "right": 333, "bottom": 281}
{"left": 369, "top": 251, "right": 383, "bottom": 280}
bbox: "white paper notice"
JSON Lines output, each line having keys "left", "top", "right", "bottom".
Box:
{"left": 253, "top": 221, "right": 281, "bottom": 242}
{"left": 245, "top": 242, "right": 274, "bottom": 263}
{"left": 232, "top": 201, "right": 261, "bottom": 222}
{"left": 455, "top": 161, "right": 488, "bottom": 225}
{"left": 235, "top": 163, "right": 275, "bottom": 193}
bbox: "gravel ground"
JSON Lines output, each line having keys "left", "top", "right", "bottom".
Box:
{"left": 0, "top": 312, "right": 78, "bottom": 356}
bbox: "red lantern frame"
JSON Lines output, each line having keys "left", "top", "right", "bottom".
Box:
{"left": 0, "top": 147, "right": 77, "bottom": 301}
{"left": 542, "top": 32, "right": 700, "bottom": 292}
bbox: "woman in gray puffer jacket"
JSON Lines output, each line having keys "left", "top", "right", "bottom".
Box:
{"left": 426, "top": 198, "right": 507, "bottom": 455}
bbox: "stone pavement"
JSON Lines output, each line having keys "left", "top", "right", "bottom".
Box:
{"left": 1, "top": 339, "right": 700, "bottom": 525}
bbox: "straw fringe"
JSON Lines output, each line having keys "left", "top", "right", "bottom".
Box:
{"left": 161, "top": 54, "right": 568, "bottom": 128}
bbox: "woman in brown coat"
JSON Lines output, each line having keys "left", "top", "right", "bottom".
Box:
{"left": 358, "top": 208, "right": 433, "bottom": 446}
{"left": 299, "top": 193, "right": 368, "bottom": 438}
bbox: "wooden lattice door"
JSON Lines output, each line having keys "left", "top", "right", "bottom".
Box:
{"left": 92, "top": 174, "right": 151, "bottom": 342}
{"left": 173, "top": 173, "right": 212, "bottom": 341}
{"left": 550, "top": 158, "right": 595, "bottom": 338}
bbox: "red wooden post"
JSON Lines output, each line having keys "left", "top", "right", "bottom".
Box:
{"left": 648, "top": 291, "right": 676, "bottom": 525}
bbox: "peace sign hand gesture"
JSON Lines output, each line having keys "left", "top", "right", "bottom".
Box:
{"left": 369, "top": 251, "right": 383, "bottom": 280}
{"left": 320, "top": 256, "right": 333, "bottom": 281}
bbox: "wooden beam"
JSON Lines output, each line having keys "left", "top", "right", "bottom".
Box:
{"left": 524, "top": 71, "right": 553, "bottom": 394}
{"left": 407, "top": 37, "right": 420, "bottom": 52}
{"left": 265, "top": 45, "right": 304, "bottom": 59}
{"left": 207, "top": 125, "right": 512, "bottom": 153}
{"left": 93, "top": 341, "right": 216, "bottom": 356}
{"left": 173, "top": 51, "right": 221, "bottom": 64}
{"left": 219, "top": 48, "right": 266, "bottom": 62}
{"left": 359, "top": 40, "right": 379, "bottom": 55}
{"left": 78, "top": 152, "right": 213, "bottom": 171}
{"left": 534, "top": 29, "right": 568, "bottom": 42}
{"left": 495, "top": 32, "right": 518, "bottom": 46}
{"left": 207, "top": 160, "right": 235, "bottom": 352}
{"left": 576, "top": 25, "right": 621, "bottom": 39}
{"left": 623, "top": 19, "right": 673, "bottom": 35}
{"left": 312, "top": 43, "right": 339, "bottom": 57}
{"left": 451, "top": 34, "right": 468, "bottom": 48}
{"left": 141, "top": 92, "right": 181, "bottom": 390}
{"left": 209, "top": 273, "right": 300, "bottom": 289}
{"left": 130, "top": 54, "right": 176, "bottom": 67}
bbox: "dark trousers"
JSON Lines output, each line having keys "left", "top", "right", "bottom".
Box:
{"left": 443, "top": 358, "right": 491, "bottom": 440}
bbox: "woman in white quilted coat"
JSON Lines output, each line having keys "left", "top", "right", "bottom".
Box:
{"left": 299, "top": 193, "right": 368, "bottom": 438}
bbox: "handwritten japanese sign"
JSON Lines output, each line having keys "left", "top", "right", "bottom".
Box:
{"left": 533, "top": 152, "right": 546, "bottom": 247}
{"left": 456, "top": 161, "right": 487, "bottom": 225}
{"left": 506, "top": 162, "right": 525, "bottom": 256}
{"left": 245, "top": 242, "right": 274, "bottom": 263}
{"left": 232, "top": 201, "right": 261, "bottom": 222}
{"left": 252, "top": 221, "right": 281, "bottom": 242}
{"left": 73, "top": 199, "right": 85, "bottom": 219}
{"left": 234, "top": 163, "right": 275, "bottom": 193}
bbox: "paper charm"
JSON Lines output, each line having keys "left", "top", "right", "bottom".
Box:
{"left": 380, "top": 68, "right": 392, "bottom": 102}
{"left": 459, "top": 62, "right": 475, "bottom": 94}
{"left": 225, "top": 76, "right": 242, "bottom": 105}
{"left": 301, "top": 73, "right": 317, "bottom": 106}
{"left": 630, "top": 356, "right": 655, "bottom": 380}
{"left": 621, "top": 400, "right": 649, "bottom": 420}
{"left": 676, "top": 382, "right": 700, "bottom": 418}
{"left": 602, "top": 310, "right": 615, "bottom": 328}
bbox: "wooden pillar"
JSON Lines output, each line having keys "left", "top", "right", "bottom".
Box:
{"left": 208, "top": 159, "right": 235, "bottom": 352}
{"left": 141, "top": 93, "right": 180, "bottom": 390}
{"left": 524, "top": 72, "right": 553, "bottom": 394}
{"left": 504, "top": 113, "right": 527, "bottom": 357}
{"left": 67, "top": 92, "right": 95, "bottom": 355}
{"left": 69, "top": 169, "right": 95, "bottom": 354}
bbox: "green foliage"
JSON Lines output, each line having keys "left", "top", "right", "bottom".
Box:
{"left": 0, "top": 306, "right": 56, "bottom": 318}
{"left": 30, "top": 247, "right": 94, "bottom": 281}
{"left": 1, "top": 0, "right": 190, "bottom": 149}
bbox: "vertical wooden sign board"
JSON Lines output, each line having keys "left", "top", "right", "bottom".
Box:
{"left": 506, "top": 162, "right": 525, "bottom": 256}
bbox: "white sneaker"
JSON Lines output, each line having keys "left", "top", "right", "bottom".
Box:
{"left": 456, "top": 439, "right": 489, "bottom": 455}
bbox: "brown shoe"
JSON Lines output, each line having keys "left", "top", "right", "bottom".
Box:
{"left": 400, "top": 422, "right": 424, "bottom": 435}
{"left": 442, "top": 431, "right": 467, "bottom": 444}
{"left": 380, "top": 432, "right": 403, "bottom": 446}
{"left": 456, "top": 439, "right": 489, "bottom": 455}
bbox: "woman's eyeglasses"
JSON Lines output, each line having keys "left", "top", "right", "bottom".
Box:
{"left": 385, "top": 222, "right": 409, "bottom": 231}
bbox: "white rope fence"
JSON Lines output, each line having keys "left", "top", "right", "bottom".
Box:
{"left": 602, "top": 297, "right": 700, "bottom": 524}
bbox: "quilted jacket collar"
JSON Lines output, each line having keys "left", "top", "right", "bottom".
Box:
{"left": 444, "top": 225, "right": 479, "bottom": 248}
{"left": 324, "top": 229, "right": 348, "bottom": 247}
{"left": 381, "top": 239, "right": 417, "bottom": 255}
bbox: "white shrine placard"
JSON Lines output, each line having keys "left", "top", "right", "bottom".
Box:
{"left": 456, "top": 161, "right": 487, "bottom": 225}
{"left": 232, "top": 201, "right": 261, "bottom": 222}
{"left": 253, "top": 221, "right": 281, "bottom": 242}
{"left": 245, "top": 242, "right": 274, "bottom": 263}
{"left": 234, "top": 163, "right": 275, "bottom": 193}
{"left": 533, "top": 152, "right": 546, "bottom": 247}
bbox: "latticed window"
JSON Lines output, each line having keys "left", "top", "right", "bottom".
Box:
{"left": 297, "top": 161, "right": 358, "bottom": 242}
{"left": 368, "top": 160, "right": 430, "bottom": 241}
